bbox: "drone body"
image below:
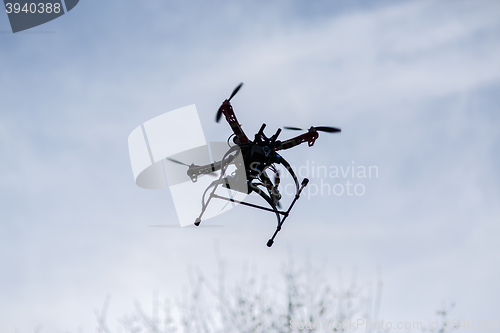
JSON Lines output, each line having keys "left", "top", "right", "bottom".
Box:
{"left": 169, "top": 83, "right": 341, "bottom": 247}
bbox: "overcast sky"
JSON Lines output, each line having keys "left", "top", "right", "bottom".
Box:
{"left": 1, "top": 0, "right": 499, "bottom": 332}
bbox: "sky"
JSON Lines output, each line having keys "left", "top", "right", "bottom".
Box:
{"left": 1, "top": 0, "right": 499, "bottom": 332}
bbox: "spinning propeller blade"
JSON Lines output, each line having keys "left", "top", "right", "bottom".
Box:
{"left": 284, "top": 126, "right": 341, "bottom": 133}
{"left": 216, "top": 107, "right": 223, "bottom": 123}
{"left": 228, "top": 82, "right": 243, "bottom": 102}
{"left": 216, "top": 83, "right": 243, "bottom": 123}
{"left": 313, "top": 126, "right": 341, "bottom": 133}
{"left": 167, "top": 157, "right": 190, "bottom": 166}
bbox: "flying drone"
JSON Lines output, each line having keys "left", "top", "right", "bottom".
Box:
{"left": 168, "top": 83, "right": 341, "bottom": 247}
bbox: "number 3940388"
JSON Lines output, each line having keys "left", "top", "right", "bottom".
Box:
{"left": 444, "top": 319, "right": 498, "bottom": 330}
{"left": 5, "top": 3, "right": 61, "bottom": 14}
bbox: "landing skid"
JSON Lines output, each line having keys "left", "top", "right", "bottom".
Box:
{"left": 195, "top": 178, "right": 309, "bottom": 247}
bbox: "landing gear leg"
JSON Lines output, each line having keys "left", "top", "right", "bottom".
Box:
{"left": 267, "top": 178, "right": 309, "bottom": 247}
{"left": 194, "top": 180, "right": 219, "bottom": 226}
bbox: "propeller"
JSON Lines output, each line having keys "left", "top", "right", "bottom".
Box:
{"left": 284, "top": 126, "right": 341, "bottom": 133}
{"left": 228, "top": 82, "right": 243, "bottom": 102}
{"left": 166, "top": 158, "right": 217, "bottom": 177}
{"left": 167, "top": 157, "right": 191, "bottom": 167}
{"left": 216, "top": 83, "right": 243, "bottom": 123}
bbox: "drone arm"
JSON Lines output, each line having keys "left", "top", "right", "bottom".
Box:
{"left": 187, "top": 153, "right": 237, "bottom": 182}
{"left": 187, "top": 161, "right": 222, "bottom": 181}
{"left": 218, "top": 100, "right": 251, "bottom": 144}
{"left": 274, "top": 130, "right": 319, "bottom": 151}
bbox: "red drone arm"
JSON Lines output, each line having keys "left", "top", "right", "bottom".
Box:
{"left": 274, "top": 130, "right": 319, "bottom": 151}
{"left": 218, "top": 100, "right": 251, "bottom": 144}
